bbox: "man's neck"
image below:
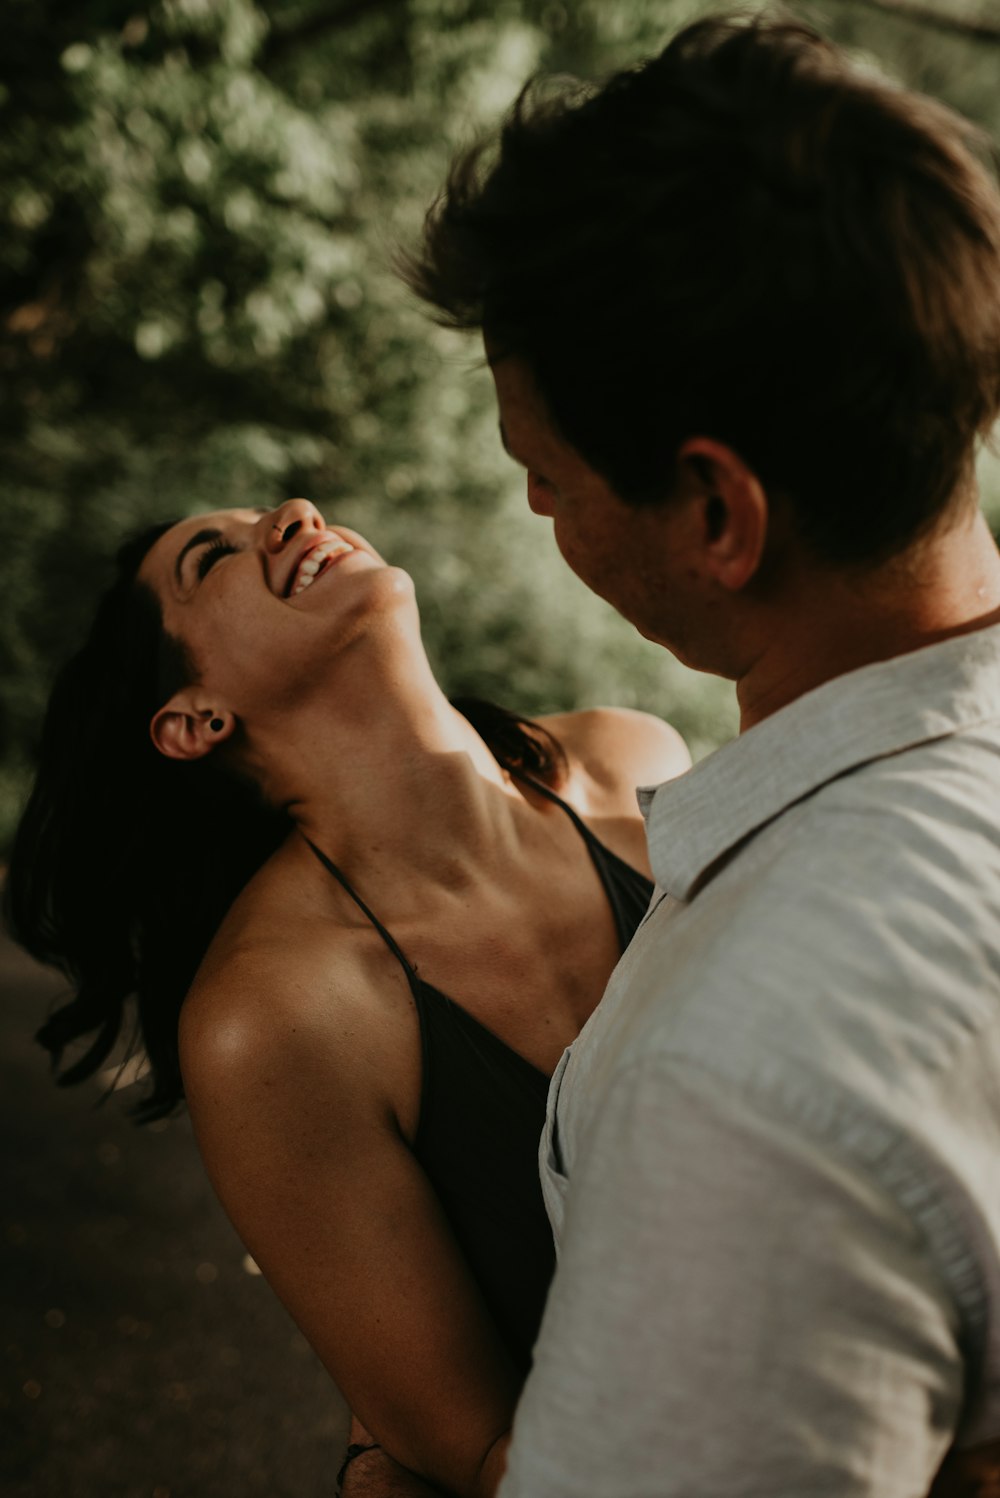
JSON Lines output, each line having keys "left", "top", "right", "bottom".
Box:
{"left": 736, "top": 508, "right": 1000, "bottom": 731}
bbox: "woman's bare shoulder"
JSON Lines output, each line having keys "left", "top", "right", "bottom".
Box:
{"left": 538, "top": 706, "right": 691, "bottom": 810}
{"left": 179, "top": 859, "right": 408, "bottom": 1128}
{"left": 181, "top": 928, "right": 367, "bottom": 1103}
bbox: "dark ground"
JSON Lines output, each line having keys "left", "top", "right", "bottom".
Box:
{"left": 1, "top": 928, "right": 349, "bottom": 1497}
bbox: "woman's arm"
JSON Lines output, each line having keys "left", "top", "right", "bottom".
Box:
{"left": 180, "top": 946, "right": 519, "bottom": 1498}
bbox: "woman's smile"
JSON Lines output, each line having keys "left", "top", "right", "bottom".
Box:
{"left": 285, "top": 535, "right": 357, "bottom": 597}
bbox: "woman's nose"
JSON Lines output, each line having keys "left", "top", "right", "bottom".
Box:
{"left": 261, "top": 498, "right": 325, "bottom": 554}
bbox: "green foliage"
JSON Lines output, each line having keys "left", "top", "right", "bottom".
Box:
{"left": 2, "top": 0, "right": 999, "bottom": 846}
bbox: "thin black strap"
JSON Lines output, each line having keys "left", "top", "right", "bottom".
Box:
{"left": 305, "top": 839, "right": 418, "bottom": 984}
{"left": 508, "top": 767, "right": 645, "bottom": 951}
{"left": 507, "top": 766, "right": 604, "bottom": 845}
{"left": 306, "top": 773, "right": 644, "bottom": 977}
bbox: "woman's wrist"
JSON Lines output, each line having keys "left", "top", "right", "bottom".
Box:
{"left": 336, "top": 1441, "right": 382, "bottom": 1494}
{"left": 337, "top": 1442, "right": 446, "bottom": 1497}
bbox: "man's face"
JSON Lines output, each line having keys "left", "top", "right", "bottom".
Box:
{"left": 489, "top": 352, "right": 708, "bottom": 660}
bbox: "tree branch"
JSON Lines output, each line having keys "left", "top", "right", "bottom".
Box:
{"left": 823, "top": 0, "right": 1000, "bottom": 44}
{"left": 260, "top": 0, "right": 409, "bottom": 68}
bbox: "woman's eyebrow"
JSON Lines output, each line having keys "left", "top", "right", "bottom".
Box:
{"left": 174, "top": 527, "right": 222, "bottom": 585}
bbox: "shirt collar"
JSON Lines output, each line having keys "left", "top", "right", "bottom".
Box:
{"left": 639, "top": 622, "right": 1000, "bottom": 902}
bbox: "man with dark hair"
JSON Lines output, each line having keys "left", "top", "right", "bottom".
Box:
{"left": 402, "top": 12, "right": 1000, "bottom": 1496}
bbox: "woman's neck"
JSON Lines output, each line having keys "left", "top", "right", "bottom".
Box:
{"left": 241, "top": 645, "right": 530, "bottom": 897}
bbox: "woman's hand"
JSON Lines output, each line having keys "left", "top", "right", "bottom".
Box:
{"left": 340, "top": 1421, "right": 445, "bottom": 1497}
{"left": 338, "top": 1415, "right": 443, "bottom": 1497}
{"left": 340, "top": 1423, "right": 508, "bottom": 1498}
{"left": 341, "top": 1447, "right": 447, "bottom": 1497}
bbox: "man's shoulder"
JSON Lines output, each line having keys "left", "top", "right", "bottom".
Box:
{"left": 606, "top": 749, "right": 1000, "bottom": 1117}
{"left": 706, "top": 722, "right": 1000, "bottom": 941}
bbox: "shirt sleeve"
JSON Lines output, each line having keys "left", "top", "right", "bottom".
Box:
{"left": 499, "top": 1057, "right": 963, "bottom": 1498}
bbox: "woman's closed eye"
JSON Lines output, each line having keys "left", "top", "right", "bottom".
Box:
{"left": 196, "top": 538, "right": 238, "bottom": 580}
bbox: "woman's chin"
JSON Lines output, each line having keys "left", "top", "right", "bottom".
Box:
{"left": 314, "top": 562, "right": 421, "bottom": 653}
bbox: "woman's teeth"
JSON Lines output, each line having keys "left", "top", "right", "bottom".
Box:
{"left": 293, "top": 540, "right": 354, "bottom": 595}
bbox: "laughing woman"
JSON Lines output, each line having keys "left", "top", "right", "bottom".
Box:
{"left": 6, "top": 499, "right": 689, "bottom": 1496}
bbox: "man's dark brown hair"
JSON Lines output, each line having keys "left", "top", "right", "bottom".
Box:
{"left": 404, "top": 14, "right": 1000, "bottom": 564}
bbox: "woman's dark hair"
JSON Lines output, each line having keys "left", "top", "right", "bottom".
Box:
{"left": 450, "top": 695, "right": 564, "bottom": 785}
{"left": 404, "top": 13, "right": 1000, "bottom": 564}
{"left": 4, "top": 524, "right": 563, "bottom": 1121}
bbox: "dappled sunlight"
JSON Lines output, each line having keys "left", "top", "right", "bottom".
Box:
{"left": 7, "top": 0, "right": 998, "bottom": 846}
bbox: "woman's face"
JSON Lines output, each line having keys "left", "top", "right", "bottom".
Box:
{"left": 139, "top": 499, "right": 414, "bottom": 723}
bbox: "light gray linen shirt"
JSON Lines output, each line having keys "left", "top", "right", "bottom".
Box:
{"left": 499, "top": 624, "right": 1000, "bottom": 1498}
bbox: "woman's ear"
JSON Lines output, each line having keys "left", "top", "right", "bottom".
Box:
{"left": 677, "top": 437, "right": 770, "bottom": 592}
{"left": 149, "top": 696, "right": 235, "bottom": 761}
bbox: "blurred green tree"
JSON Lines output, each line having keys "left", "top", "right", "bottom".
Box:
{"left": 2, "top": 0, "right": 999, "bottom": 845}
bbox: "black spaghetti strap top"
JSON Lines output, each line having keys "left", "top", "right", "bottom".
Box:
{"left": 307, "top": 775, "right": 653, "bottom": 1374}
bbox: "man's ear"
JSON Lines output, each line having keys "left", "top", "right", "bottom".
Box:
{"left": 677, "top": 437, "right": 769, "bottom": 592}
{"left": 149, "top": 695, "right": 235, "bottom": 762}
